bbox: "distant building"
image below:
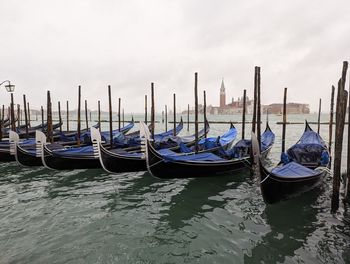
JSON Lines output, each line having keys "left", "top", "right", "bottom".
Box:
{"left": 211, "top": 79, "right": 253, "bottom": 114}
{"left": 182, "top": 80, "right": 309, "bottom": 115}
{"left": 263, "top": 103, "right": 310, "bottom": 114}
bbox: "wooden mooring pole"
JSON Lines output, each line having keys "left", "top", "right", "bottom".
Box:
{"left": 346, "top": 73, "right": 350, "bottom": 202}
{"left": 77, "top": 85, "right": 81, "bottom": 146}
{"left": 85, "top": 100, "right": 88, "bottom": 130}
{"left": 98, "top": 100, "right": 101, "bottom": 132}
{"left": 282, "top": 88, "right": 287, "bottom": 154}
{"left": 66, "top": 101, "right": 69, "bottom": 131}
{"left": 27, "top": 102, "right": 31, "bottom": 126}
{"left": 204, "top": 90, "right": 207, "bottom": 138}
{"left": 317, "top": 98, "right": 322, "bottom": 134}
{"left": 194, "top": 72, "right": 199, "bottom": 153}
{"left": 151, "top": 83, "right": 155, "bottom": 142}
{"left": 331, "top": 61, "right": 348, "bottom": 212}
{"left": 165, "top": 105, "right": 167, "bottom": 132}
{"left": 173, "top": 93, "right": 176, "bottom": 136}
{"left": 118, "top": 98, "right": 121, "bottom": 131}
{"left": 58, "top": 101, "right": 62, "bottom": 132}
{"left": 252, "top": 67, "right": 258, "bottom": 133}
{"left": 23, "top": 95, "right": 29, "bottom": 139}
{"left": 242, "top": 89, "right": 246, "bottom": 140}
{"left": 47, "top": 91, "right": 53, "bottom": 143}
{"left": 187, "top": 104, "right": 190, "bottom": 132}
{"left": 145, "top": 95, "right": 147, "bottom": 124}
{"left": 257, "top": 67, "right": 261, "bottom": 146}
{"left": 328, "top": 86, "right": 335, "bottom": 165}
{"left": 108, "top": 85, "right": 113, "bottom": 148}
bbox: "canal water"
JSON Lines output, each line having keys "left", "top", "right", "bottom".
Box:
{"left": 0, "top": 113, "right": 349, "bottom": 263}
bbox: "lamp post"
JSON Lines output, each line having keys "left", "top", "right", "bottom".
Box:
{"left": 0, "top": 80, "right": 15, "bottom": 131}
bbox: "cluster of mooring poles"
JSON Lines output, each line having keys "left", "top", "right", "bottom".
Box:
{"left": 1, "top": 61, "right": 350, "bottom": 211}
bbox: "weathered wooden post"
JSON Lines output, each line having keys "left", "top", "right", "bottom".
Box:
{"left": 203, "top": 90, "right": 207, "bottom": 138}
{"left": 41, "top": 106, "right": 44, "bottom": 128}
{"left": 47, "top": 91, "right": 53, "bottom": 143}
{"left": 165, "top": 105, "right": 168, "bottom": 132}
{"left": 151, "top": 83, "right": 155, "bottom": 142}
{"left": 317, "top": 98, "right": 322, "bottom": 134}
{"left": 242, "top": 89, "right": 247, "bottom": 140}
{"left": 252, "top": 66, "right": 258, "bottom": 133}
{"left": 10, "top": 93, "right": 15, "bottom": 131}
{"left": 17, "top": 104, "right": 20, "bottom": 128}
{"left": 257, "top": 67, "right": 262, "bottom": 146}
{"left": 23, "top": 95, "right": 29, "bottom": 139}
{"left": 282, "top": 88, "right": 287, "bottom": 153}
{"left": 118, "top": 98, "right": 121, "bottom": 131}
{"left": 0, "top": 105, "right": 2, "bottom": 140}
{"left": 122, "top": 108, "right": 125, "bottom": 127}
{"left": 58, "top": 101, "right": 62, "bottom": 132}
{"left": 77, "top": 85, "right": 81, "bottom": 146}
{"left": 145, "top": 95, "right": 147, "bottom": 124}
{"left": 187, "top": 104, "right": 190, "bottom": 132}
{"left": 162, "top": 110, "right": 164, "bottom": 123}
{"left": 85, "top": 99, "right": 88, "bottom": 130}
{"left": 66, "top": 101, "right": 69, "bottom": 131}
{"left": 194, "top": 72, "right": 199, "bottom": 153}
{"left": 328, "top": 86, "right": 335, "bottom": 161}
{"left": 27, "top": 102, "right": 31, "bottom": 127}
{"left": 173, "top": 93, "right": 176, "bottom": 136}
{"left": 346, "top": 74, "right": 350, "bottom": 202}
{"left": 98, "top": 100, "right": 101, "bottom": 132}
{"left": 331, "top": 61, "right": 348, "bottom": 212}
{"left": 108, "top": 85, "right": 113, "bottom": 148}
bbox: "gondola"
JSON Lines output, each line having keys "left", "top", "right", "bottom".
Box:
{"left": 8, "top": 121, "right": 128, "bottom": 167}
{"left": 39, "top": 120, "right": 183, "bottom": 170}
{"left": 251, "top": 121, "right": 330, "bottom": 204}
{"left": 91, "top": 119, "right": 207, "bottom": 173}
{"left": 142, "top": 121, "right": 275, "bottom": 179}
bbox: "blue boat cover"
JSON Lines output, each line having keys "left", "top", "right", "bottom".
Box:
{"left": 271, "top": 162, "right": 318, "bottom": 178}
{"left": 52, "top": 145, "right": 94, "bottom": 157}
{"left": 198, "top": 127, "right": 237, "bottom": 147}
{"left": 160, "top": 151, "right": 224, "bottom": 162}
{"left": 261, "top": 129, "right": 275, "bottom": 151}
{"left": 298, "top": 130, "right": 325, "bottom": 146}
{"left": 285, "top": 129, "right": 328, "bottom": 166}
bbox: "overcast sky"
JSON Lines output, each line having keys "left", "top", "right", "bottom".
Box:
{"left": 1, "top": 0, "right": 349, "bottom": 113}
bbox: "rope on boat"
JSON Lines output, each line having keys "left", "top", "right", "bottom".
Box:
{"left": 148, "top": 159, "right": 164, "bottom": 168}
{"left": 315, "top": 166, "right": 333, "bottom": 176}
{"left": 260, "top": 173, "right": 271, "bottom": 184}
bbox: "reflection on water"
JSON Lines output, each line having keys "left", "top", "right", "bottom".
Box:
{"left": 0, "top": 114, "right": 349, "bottom": 263}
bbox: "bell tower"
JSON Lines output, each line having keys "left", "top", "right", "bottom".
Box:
{"left": 220, "top": 79, "right": 226, "bottom": 108}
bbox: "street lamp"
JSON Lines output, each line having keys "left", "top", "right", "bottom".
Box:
{"left": 0, "top": 80, "right": 16, "bottom": 131}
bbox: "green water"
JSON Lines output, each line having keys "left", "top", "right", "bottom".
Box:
{"left": 0, "top": 114, "right": 349, "bottom": 263}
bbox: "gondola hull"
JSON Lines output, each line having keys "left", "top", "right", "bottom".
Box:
{"left": 42, "top": 145, "right": 101, "bottom": 170}
{"left": 0, "top": 148, "right": 15, "bottom": 162}
{"left": 99, "top": 145, "right": 146, "bottom": 173}
{"left": 259, "top": 164, "right": 327, "bottom": 204}
{"left": 146, "top": 142, "right": 250, "bottom": 179}
{"left": 15, "top": 145, "right": 42, "bottom": 167}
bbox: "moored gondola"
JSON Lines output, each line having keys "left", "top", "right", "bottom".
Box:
{"left": 142, "top": 121, "right": 275, "bottom": 179}
{"left": 91, "top": 119, "right": 208, "bottom": 173}
{"left": 251, "top": 121, "right": 330, "bottom": 204}
{"left": 40, "top": 119, "right": 183, "bottom": 170}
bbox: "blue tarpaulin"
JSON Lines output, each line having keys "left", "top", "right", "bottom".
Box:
{"left": 271, "top": 162, "right": 318, "bottom": 178}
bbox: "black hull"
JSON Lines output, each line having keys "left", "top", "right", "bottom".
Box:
{"left": 99, "top": 144, "right": 146, "bottom": 173}
{"left": 0, "top": 148, "right": 15, "bottom": 162}
{"left": 16, "top": 145, "right": 42, "bottom": 167}
{"left": 259, "top": 163, "right": 326, "bottom": 204}
{"left": 43, "top": 145, "right": 101, "bottom": 170}
{"left": 146, "top": 142, "right": 249, "bottom": 179}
